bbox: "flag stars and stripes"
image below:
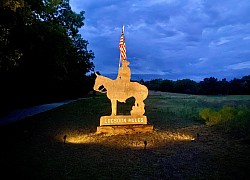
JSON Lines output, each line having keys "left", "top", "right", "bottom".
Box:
{"left": 119, "top": 26, "right": 126, "bottom": 61}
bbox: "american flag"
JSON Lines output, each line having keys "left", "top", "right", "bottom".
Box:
{"left": 119, "top": 26, "right": 126, "bottom": 62}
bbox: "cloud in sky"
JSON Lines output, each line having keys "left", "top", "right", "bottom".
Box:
{"left": 70, "top": 0, "right": 250, "bottom": 81}
{"left": 226, "top": 61, "right": 250, "bottom": 70}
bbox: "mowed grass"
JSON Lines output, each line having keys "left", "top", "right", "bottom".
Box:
{"left": 0, "top": 91, "right": 250, "bottom": 179}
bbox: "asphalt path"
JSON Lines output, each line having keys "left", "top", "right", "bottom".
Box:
{"left": 0, "top": 98, "right": 84, "bottom": 126}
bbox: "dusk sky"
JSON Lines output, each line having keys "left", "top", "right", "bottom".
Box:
{"left": 70, "top": 0, "right": 250, "bottom": 81}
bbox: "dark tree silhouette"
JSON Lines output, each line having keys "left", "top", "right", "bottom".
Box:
{"left": 0, "top": 0, "right": 95, "bottom": 113}
{"left": 144, "top": 75, "right": 250, "bottom": 95}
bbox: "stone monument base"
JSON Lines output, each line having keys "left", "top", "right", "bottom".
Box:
{"left": 96, "top": 124, "right": 154, "bottom": 134}
{"left": 100, "top": 115, "right": 147, "bottom": 126}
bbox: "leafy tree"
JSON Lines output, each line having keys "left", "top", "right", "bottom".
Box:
{"left": 0, "top": 0, "right": 94, "bottom": 111}
{"left": 0, "top": 0, "right": 24, "bottom": 73}
{"left": 218, "top": 78, "right": 230, "bottom": 95}
{"left": 229, "top": 78, "right": 243, "bottom": 95}
{"left": 199, "top": 77, "right": 219, "bottom": 95}
{"left": 174, "top": 79, "right": 198, "bottom": 94}
{"left": 144, "top": 75, "right": 250, "bottom": 95}
{"left": 240, "top": 75, "right": 250, "bottom": 94}
{"left": 144, "top": 79, "right": 163, "bottom": 91}
{"left": 160, "top": 79, "right": 174, "bottom": 92}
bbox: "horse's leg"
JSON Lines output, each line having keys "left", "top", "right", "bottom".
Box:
{"left": 138, "top": 100, "right": 145, "bottom": 115}
{"left": 134, "top": 98, "right": 144, "bottom": 109}
{"left": 132, "top": 99, "right": 140, "bottom": 108}
{"left": 138, "top": 101, "right": 145, "bottom": 109}
{"left": 111, "top": 99, "right": 117, "bottom": 116}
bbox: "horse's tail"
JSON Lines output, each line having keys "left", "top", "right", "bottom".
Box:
{"left": 131, "top": 82, "right": 148, "bottom": 100}
{"left": 142, "top": 84, "right": 148, "bottom": 100}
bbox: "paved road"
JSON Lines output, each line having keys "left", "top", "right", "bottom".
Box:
{"left": 0, "top": 99, "right": 83, "bottom": 126}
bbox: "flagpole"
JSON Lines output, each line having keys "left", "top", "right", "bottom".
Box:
{"left": 123, "top": 25, "right": 125, "bottom": 61}
{"left": 119, "top": 54, "right": 121, "bottom": 68}
{"left": 119, "top": 25, "right": 124, "bottom": 69}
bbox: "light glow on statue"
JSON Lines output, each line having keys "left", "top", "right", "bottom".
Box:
{"left": 93, "top": 26, "right": 153, "bottom": 134}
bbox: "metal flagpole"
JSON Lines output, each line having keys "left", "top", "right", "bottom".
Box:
{"left": 118, "top": 25, "right": 125, "bottom": 69}
{"left": 119, "top": 54, "right": 121, "bottom": 68}
{"left": 123, "top": 25, "right": 125, "bottom": 61}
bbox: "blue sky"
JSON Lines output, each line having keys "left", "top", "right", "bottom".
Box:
{"left": 70, "top": 0, "right": 250, "bottom": 81}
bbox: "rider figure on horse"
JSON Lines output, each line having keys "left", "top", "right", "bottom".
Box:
{"left": 117, "top": 60, "right": 131, "bottom": 82}
{"left": 116, "top": 60, "right": 144, "bottom": 115}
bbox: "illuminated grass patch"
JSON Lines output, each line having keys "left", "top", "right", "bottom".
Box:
{"left": 56, "top": 130, "right": 195, "bottom": 149}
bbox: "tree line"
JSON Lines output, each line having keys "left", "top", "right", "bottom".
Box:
{"left": 143, "top": 75, "right": 250, "bottom": 95}
{"left": 0, "top": 0, "right": 95, "bottom": 113}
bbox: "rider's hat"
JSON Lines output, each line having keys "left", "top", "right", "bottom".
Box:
{"left": 122, "top": 60, "right": 130, "bottom": 66}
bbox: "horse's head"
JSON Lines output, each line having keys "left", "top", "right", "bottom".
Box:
{"left": 93, "top": 72, "right": 102, "bottom": 91}
{"left": 93, "top": 73, "right": 108, "bottom": 94}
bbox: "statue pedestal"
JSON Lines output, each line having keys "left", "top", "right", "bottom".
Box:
{"left": 100, "top": 115, "right": 147, "bottom": 126}
{"left": 96, "top": 124, "right": 153, "bottom": 134}
{"left": 96, "top": 115, "right": 153, "bottom": 134}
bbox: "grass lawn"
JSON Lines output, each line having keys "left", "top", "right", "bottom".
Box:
{"left": 0, "top": 91, "right": 250, "bottom": 179}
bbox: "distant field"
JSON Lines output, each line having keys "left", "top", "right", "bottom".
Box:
{"left": 146, "top": 91, "right": 250, "bottom": 129}
{"left": 0, "top": 91, "right": 249, "bottom": 179}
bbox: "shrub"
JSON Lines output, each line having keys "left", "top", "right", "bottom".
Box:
{"left": 199, "top": 108, "right": 212, "bottom": 122}
{"left": 208, "top": 111, "right": 221, "bottom": 126}
{"left": 219, "top": 106, "right": 236, "bottom": 122}
{"left": 231, "top": 107, "right": 250, "bottom": 136}
{"left": 199, "top": 108, "right": 221, "bottom": 126}
{"left": 199, "top": 106, "right": 250, "bottom": 137}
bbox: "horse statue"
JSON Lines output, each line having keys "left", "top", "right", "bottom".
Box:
{"left": 93, "top": 73, "right": 148, "bottom": 116}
